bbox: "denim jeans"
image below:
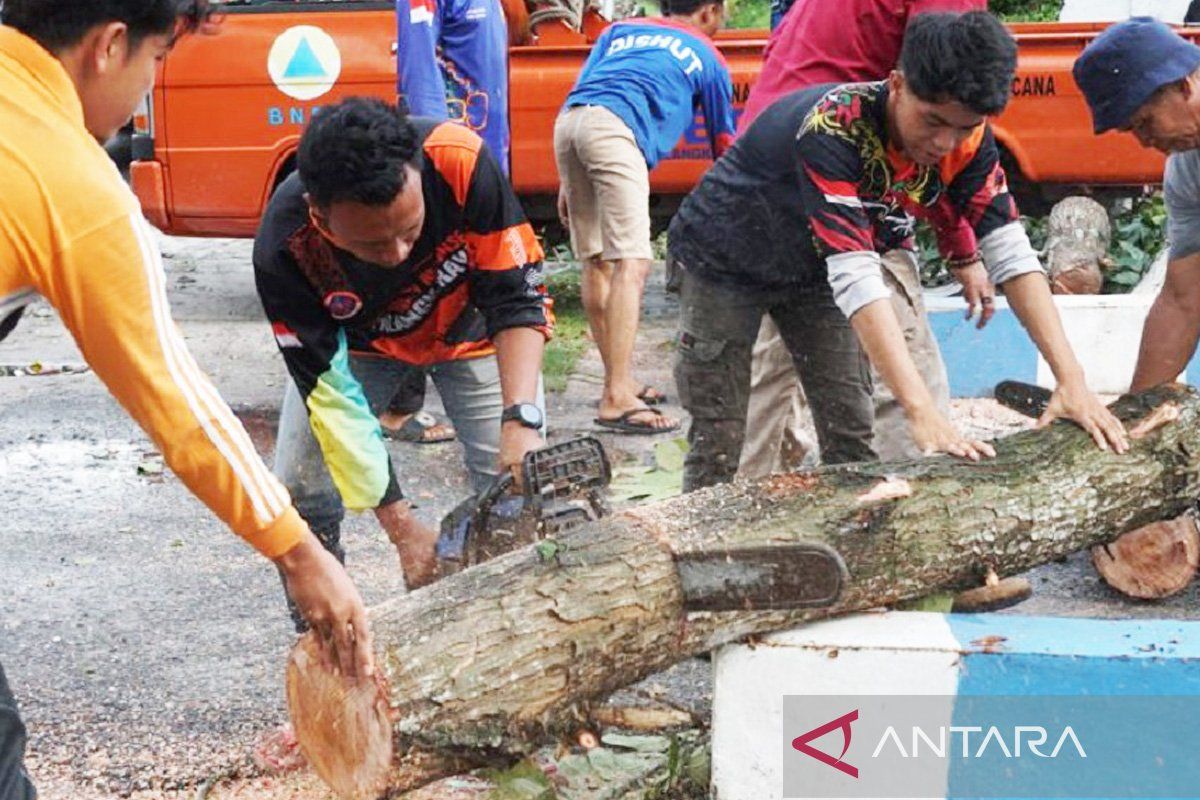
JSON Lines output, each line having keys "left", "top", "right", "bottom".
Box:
{"left": 674, "top": 269, "right": 876, "bottom": 492}
{"left": 0, "top": 663, "right": 35, "bottom": 800}
{"left": 273, "top": 353, "right": 529, "bottom": 538}
{"left": 273, "top": 352, "right": 545, "bottom": 630}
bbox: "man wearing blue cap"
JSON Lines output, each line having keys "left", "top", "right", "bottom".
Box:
{"left": 1075, "top": 18, "right": 1200, "bottom": 391}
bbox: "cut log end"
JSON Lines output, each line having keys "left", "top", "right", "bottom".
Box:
{"left": 285, "top": 634, "right": 393, "bottom": 800}
{"left": 1092, "top": 516, "right": 1200, "bottom": 600}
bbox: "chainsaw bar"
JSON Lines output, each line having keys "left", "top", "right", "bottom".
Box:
{"left": 993, "top": 379, "right": 1052, "bottom": 419}
{"left": 675, "top": 543, "right": 847, "bottom": 612}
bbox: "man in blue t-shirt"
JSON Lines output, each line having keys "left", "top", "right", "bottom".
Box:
{"left": 397, "top": 0, "right": 509, "bottom": 170}
{"left": 554, "top": 0, "right": 736, "bottom": 435}
{"left": 385, "top": 0, "right": 511, "bottom": 442}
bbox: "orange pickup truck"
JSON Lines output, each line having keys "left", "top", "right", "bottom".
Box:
{"left": 129, "top": 0, "right": 1179, "bottom": 238}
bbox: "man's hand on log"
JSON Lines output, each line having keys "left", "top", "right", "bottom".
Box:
{"left": 1037, "top": 379, "right": 1129, "bottom": 453}
{"left": 909, "top": 406, "right": 996, "bottom": 461}
{"left": 376, "top": 500, "right": 439, "bottom": 589}
{"left": 275, "top": 532, "right": 375, "bottom": 680}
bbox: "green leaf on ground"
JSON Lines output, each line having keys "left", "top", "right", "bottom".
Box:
{"left": 486, "top": 760, "right": 555, "bottom": 800}
{"left": 601, "top": 733, "right": 672, "bottom": 753}
{"left": 896, "top": 592, "right": 955, "bottom": 613}
{"left": 653, "top": 438, "right": 688, "bottom": 473}
{"left": 611, "top": 438, "right": 689, "bottom": 504}
{"left": 535, "top": 539, "right": 561, "bottom": 562}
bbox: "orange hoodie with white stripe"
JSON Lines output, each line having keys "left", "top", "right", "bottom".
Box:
{"left": 0, "top": 25, "right": 305, "bottom": 559}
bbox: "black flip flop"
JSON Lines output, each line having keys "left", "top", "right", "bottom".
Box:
{"left": 384, "top": 410, "right": 457, "bottom": 444}
{"left": 637, "top": 385, "right": 668, "bottom": 406}
{"left": 594, "top": 407, "right": 681, "bottom": 436}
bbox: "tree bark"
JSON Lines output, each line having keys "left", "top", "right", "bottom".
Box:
{"left": 290, "top": 386, "right": 1200, "bottom": 797}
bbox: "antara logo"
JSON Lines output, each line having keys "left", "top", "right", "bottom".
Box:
{"left": 872, "top": 725, "right": 1087, "bottom": 759}
{"left": 792, "top": 710, "right": 859, "bottom": 778}
{"left": 792, "top": 710, "right": 1088, "bottom": 778}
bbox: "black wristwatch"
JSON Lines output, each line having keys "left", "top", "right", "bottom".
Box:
{"left": 501, "top": 402, "right": 544, "bottom": 430}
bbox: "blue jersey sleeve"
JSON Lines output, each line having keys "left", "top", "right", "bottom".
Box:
{"left": 699, "top": 57, "right": 736, "bottom": 158}
{"left": 397, "top": 0, "right": 449, "bottom": 119}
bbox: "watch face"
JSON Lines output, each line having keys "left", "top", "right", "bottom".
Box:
{"left": 518, "top": 404, "right": 543, "bottom": 427}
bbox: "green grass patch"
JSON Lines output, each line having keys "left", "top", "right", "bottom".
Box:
{"left": 544, "top": 268, "right": 591, "bottom": 393}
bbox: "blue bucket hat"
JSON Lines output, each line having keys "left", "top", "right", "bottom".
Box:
{"left": 1073, "top": 17, "right": 1200, "bottom": 134}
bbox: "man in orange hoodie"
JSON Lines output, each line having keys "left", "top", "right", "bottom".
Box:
{"left": 0, "top": 3, "right": 374, "bottom": 795}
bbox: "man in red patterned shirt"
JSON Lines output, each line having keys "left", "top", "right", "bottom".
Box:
{"left": 669, "top": 12, "right": 1126, "bottom": 491}
{"left": 736, "top": 0, "right": 988, "bottom": 477}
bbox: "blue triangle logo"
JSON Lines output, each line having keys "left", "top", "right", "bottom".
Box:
{"left": 283, "top": 37, "right": 326, "bottom": 80}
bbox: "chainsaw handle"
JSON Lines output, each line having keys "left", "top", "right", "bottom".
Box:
{"left": 473, "top": 471, "right": 516, "bottom": 532}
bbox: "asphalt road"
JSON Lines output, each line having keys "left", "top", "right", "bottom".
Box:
{"left": 2, "top": 234, "right": 1199, "bottom": 798}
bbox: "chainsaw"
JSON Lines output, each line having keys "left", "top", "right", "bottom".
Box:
{"left": 993, "top": 379, "right": 1053, "bottom": 418}
{"left": 436, "top": 436, "right": 613, "bottom": 574}
{"left": 434, "top": 435, "right": 852, "bottom": 611}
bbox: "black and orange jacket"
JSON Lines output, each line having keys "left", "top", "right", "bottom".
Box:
{"left": 253, "top": 119, "right": 552, "bottom": 511}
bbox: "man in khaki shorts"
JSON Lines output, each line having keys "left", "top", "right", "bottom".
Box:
{"left": 554, "top": 0, "right": 735, "bottom": 434}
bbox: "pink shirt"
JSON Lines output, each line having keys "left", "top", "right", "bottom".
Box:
{"left": 739, "top": 0, "right": 987, "bottom": 133}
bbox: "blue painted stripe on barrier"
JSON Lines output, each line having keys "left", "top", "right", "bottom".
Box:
{"left": 945, "top": 614, "right": 1200, "bottom": 661}
{"left": 945, "top": 617, "right": 1200, "bottom": 799}
{"left": 947, "top": 656, "right": 1200, "bottom": 798}
{"left": 927, "top": 309, "right": 1037, "bottom": 398}
{"left": 955, "top": 652, "right": 1200, "bottom": 695}
{"left": 1187, "top": 353, "right": 1200, "bottom": 386}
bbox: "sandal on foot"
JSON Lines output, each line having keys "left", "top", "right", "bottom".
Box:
{"left": 637, "top": 385, "right": 668, "bottom": 406}
{"left": 384, "top": 410, "right": 457, "bottom": 443}
{"left": 594, "top": 407, "right": 680, "bottom": 435}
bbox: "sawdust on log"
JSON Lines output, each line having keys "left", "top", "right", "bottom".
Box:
{"left": 1129, "top": 402, "right": 1182, "bottom": 440}
{"left": 855, "top": 477, "right": 914, "bottom": 504}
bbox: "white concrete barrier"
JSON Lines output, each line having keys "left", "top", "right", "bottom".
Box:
{"left": 925, "top": 251, "right": 1190, "bottom": 396}
{"left": 711, "top": 611, "right": 1200, "bottom": 800}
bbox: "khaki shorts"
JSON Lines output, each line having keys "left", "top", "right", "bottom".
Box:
{"left": 553, "top": 105, "right": 653, "bottom": 262}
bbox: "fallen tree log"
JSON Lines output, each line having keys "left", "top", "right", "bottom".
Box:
{"left": 289, "top": 386, "right": 1200, "bottom": 798}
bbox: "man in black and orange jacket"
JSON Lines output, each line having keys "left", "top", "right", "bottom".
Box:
{"left": 254, "top": 97, "right": 552, "bottom": 619}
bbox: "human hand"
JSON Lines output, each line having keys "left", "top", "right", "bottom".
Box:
{"left": 375, "top": 501, "right": 439, "bottom": 589}
{"left": 500, "top": 422, "right": 544, "bottom": 493}
{"left": 557, "top": 187, "right": 570, "bottom": 229}
{"left": 1038, "top": 378, "right": 1128, "bottom": 454}
{"left": 954, "top": 261, "right": 996, "bottom": 330}
{"left": 908, "top": 406, "right": 996, "bottom": 461}
{"left": 275, "top": 532, "right": 374, "bottom": 679}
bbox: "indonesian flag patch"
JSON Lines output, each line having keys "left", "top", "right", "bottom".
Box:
{"left": 272, "top": 322, "right": 302, "bottom": 349}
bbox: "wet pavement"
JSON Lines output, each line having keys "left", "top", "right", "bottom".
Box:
{"left": 2, "top": 234, "right": 1199, "bottom": 799}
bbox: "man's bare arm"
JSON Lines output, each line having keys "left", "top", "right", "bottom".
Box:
{"left": 850, "top": 298, "right": 995, "bottom": 460}
{"left": 1131, "top": 252, "right": 1200, "bottom": 392}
